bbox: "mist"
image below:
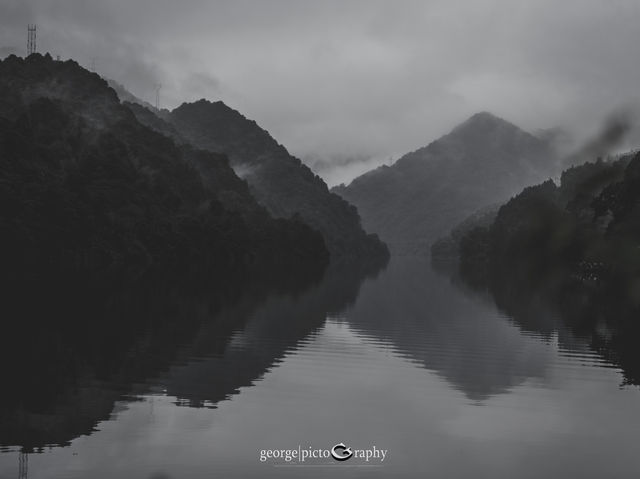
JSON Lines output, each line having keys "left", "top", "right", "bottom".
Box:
{"left": 5, "top": 3, "right": 640, "bottom": 476}
{"left": 2, "top": 0, "right": 640, "bottom": 185}
{"left": 563, "top": 104, "right": 640, "bottom": 168}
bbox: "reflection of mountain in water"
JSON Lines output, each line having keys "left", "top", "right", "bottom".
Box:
{"left": 0, "top": 259, "right": 385, "bottom": 451}
{"left": 155, "top": 261, "right": 385, "bottom": 407}
{"left": 343, "top": 258, "right": 556, "bottom": 401}
{"left": 458, "top": 257, "right": 640, "bottom": 387}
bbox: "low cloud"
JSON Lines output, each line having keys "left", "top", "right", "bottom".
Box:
{"left": 565, "top": 105, "right": 640, "bottom": 167}
{"left": 2, "top": 0, "right": 640, "bottom": 184}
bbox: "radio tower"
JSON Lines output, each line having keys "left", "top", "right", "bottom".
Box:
{"left": 153, "top": 83, "right": 161, "bottom": 110}
{"left": 27, "top": 24, "right": 36, "bottom": 56}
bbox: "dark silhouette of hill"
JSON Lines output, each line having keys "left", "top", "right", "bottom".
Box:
{"left": 0, "top": 54, "right": 388, "bottom": 451}
{"left": 0, "top": 54, "right": 328, "bottom": 284}
{"left": 454, "top": 151, "right": 640, "bottom": 385}
{"left": 333, "top": 112, "right": 556, "bottom": 253}
{"left": 133, "top": 99, "right": 388, "bottom": 260}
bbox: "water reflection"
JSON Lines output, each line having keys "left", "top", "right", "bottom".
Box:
{"left": 0, "top": 259, "right": 382, "bottom": 452}
{"left": 154, "top": 261, "right": 384, "bottom": 408}
{"left": 2, "top": 258, "right": 640, "bottom": 479}
{"left": 449, "top": 248, "right": 640, "bottom": 387}
{"left": 344, "top": 259, "right": 555, "bottom": 400}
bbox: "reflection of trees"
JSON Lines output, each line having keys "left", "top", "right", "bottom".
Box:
{"left": 160, "top": 259, "right": 386, "bottom": 407}
{"left": 458, "top": 250, "right": 640, "bottom": 387}
{"left": 0, "top": 257, "right": 385, "bottom": 452}
{"left": 345, "top": 259, "right": 552, "bottom": 402}
{"left": 450, "top": 154, "right": 640, "bottom": 387}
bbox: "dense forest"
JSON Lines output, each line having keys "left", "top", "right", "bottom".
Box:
{"left": 127, "top": 99, "right": 388, "bottom": 259}
{"left": 443, "top": 151, "right": 640, "bottom": 384}
{"left": 0, "top": 53, "right": 392, "bottom": 451}
{"left": 333, "top": 112, "right": 557, "bottom": 253}
{"left": 0, "top": 54, "right": 331, "bottom": 286}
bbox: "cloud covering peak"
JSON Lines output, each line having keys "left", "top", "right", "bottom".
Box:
{"left": 2, "top": 0, "right": 640, "bottom": 184}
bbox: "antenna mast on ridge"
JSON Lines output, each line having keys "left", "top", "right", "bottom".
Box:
{"left": 27, "top": 24, "right": 36, "bottom": 56}
{"left": 153, "top": 83, "right": 161, "bottom": 110}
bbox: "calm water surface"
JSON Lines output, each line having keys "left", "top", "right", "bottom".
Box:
{"left": 2, "top": 258, "right": 640, "bottom": 478}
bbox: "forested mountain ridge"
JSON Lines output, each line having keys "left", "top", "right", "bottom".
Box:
{"left": 333, "top": 112, "right": 557, "bottom": 253}
{"left": 0, "top": 54, "right": 328, "bottom": 282}
{"left": 140, "top": 99, "right": 388, "bottom": 259}
{"left": 449, "top": 151, "right": 640, "bottom": 384}
{"left": 457, "top": 151, "right": 640, "bottom": 286}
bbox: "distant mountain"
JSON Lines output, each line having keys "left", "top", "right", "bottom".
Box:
{"left": 333, "top": 112, "right": 557, "bottom": 253}
{"left": 431, "top": 203, "right": 499, "bottom": 261}
{"left": 0, "top": 54, "right": 328, "bottom": 282}
{"left": 140, "top": 99, "right": 388, "bottom": 259}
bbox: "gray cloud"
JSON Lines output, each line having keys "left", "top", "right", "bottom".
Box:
{"left": 179, "top": 71, "right": 222, "bottom": 104}
{"left": 564, "top": 104, "right": 640, "bottom": 167}
{"left": 2, "top": 0, "right": 640, "bottom": 184}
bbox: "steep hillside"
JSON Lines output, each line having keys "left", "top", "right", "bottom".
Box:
{"left": 453, "top": 152, "right": 640, "bottom": 383}
{"left": 0, "top": 54, "right": 328, "bottom": 282}
{"left": 154, "top": 99, "right": 388, "bottom": 259}
{"left": 333, "top": 112, "right": 557, "bottom": 253}
{"left": 431, "top": 204, "right": 499, "bottom": 261}
{"left": 457, "top": 152, "right": 640, "bottom": 285}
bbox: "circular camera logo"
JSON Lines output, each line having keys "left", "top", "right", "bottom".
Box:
{"left": 330, "top": 443, "right": 353, "bottom": 462}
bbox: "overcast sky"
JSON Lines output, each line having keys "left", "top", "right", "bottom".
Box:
{"left": 2, "top": 0, "right": 640, "bottom": 185}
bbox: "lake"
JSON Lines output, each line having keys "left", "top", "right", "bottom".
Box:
{"left": 2, "top": 257, "right": 640, "bottom": 478}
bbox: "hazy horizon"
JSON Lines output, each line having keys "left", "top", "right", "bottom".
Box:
{"left": 2, "top": 0, "right": 640, "bottom": 185}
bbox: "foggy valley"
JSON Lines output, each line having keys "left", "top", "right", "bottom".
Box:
{"left": 2, "top": 2, "right": 640, "bottom": 478}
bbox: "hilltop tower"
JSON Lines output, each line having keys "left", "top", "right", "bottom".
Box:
{"left": 154, "top": 83, "right": 161, "bottom": 109}
{"left": 27, "top": 24, "right": 36, "bottom": 56}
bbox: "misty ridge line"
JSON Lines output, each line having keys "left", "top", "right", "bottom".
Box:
{"left": 110, "top": 68, "right": 640, "bottom": 189}
{"left": 94, "top": 77, "right": 640, "bottom": 190}
{"left": 8, "top": 52, "right": 390, "bottom": 260}
{"left": 5, "top": 0, "right": 640, "bottom": 190}
{"left": 3, "top": 51, "right": 640, "bottom": 259}
{"left": 31, "top": 23, "right": 628, "bottom": 192}
{"left": 102, "top": 51, "right": 640, "bottom": 259}
{"left": 3, "top": 42, "right": 639, "bottom": 189}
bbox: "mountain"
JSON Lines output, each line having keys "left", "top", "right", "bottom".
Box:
{"left": 0, "top": 54, "right": 328, "bottom": 282}
{"left": 136, "top": 99, "right": 388, "bottom": 259}
{"left": 457, "top": 151, "right": 640, "bottom": 285}
{"left": 453, "top": 152, "right": 640, "bottom": 384}
{"left": 430, "top": 203, "right": 499, "bottom": 261}
{"left": 332, "top": 112, "right": 557, "bottom": 253}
